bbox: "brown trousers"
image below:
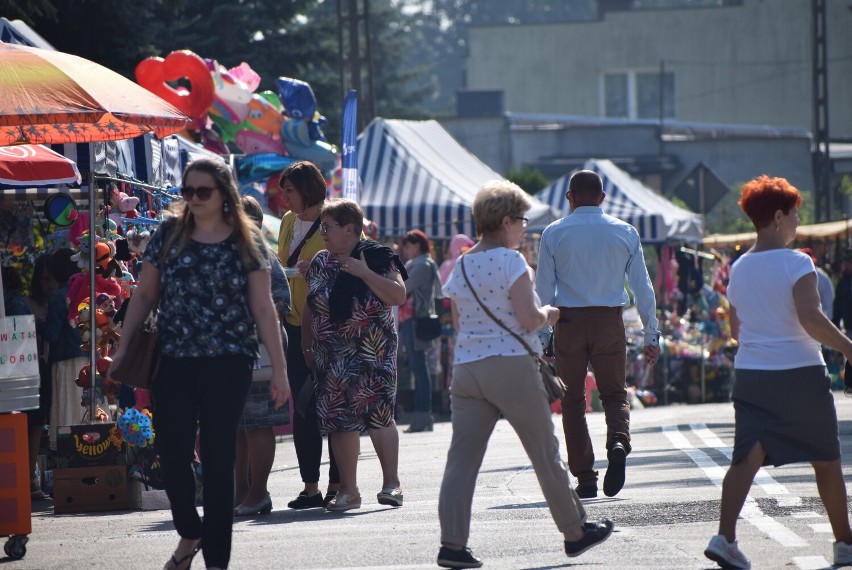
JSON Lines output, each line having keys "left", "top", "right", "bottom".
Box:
{"left": 555, "top": 307, "right": 629, "bottom": 485}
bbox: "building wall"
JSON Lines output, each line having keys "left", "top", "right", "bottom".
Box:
{"left": 665, "top": 137, "right": 813, "bottom": 196}
{"left": 440, "top": 116, "right": 812, "bottom": 201}
{"left": 466, "top": 0, "right": 852, "bottom": 137}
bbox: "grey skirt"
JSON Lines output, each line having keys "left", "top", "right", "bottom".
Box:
{"left": 238, "top": 380, "right": 290, "bottom": 430}
{"left": 732, "top": 366, "right": 839, "bottom": 467}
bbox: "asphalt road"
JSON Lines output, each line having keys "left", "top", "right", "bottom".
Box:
{"left": 8, "top": 392, "right": 852, "bottom": 569}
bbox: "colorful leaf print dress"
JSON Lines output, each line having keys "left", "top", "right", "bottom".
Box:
{"left": 306, "top": 249, "right": 398, "bottom": 434}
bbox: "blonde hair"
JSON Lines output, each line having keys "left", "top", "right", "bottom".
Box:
{"left": 160, "top": 158, "right": 264, "bottom": 269}
{"left": 472, "top": 180, "right": 531, "bottom": 236}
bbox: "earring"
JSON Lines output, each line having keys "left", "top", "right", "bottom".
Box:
{"left": 223, "top": 201, "right": 230, "bottom": 213}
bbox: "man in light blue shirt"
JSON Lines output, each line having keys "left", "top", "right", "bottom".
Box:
{"left": 536, "top": 170, "right": 661, "bottom": 499}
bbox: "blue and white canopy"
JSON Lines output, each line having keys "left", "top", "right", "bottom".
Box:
{"left": 357, "top": 118, "right": 560, "bottom": 239}
{"left": 534, "top": 159, "right": 703, "bottom": 243}
{"left": 1, "top": 134, "right": 221, "bottom": 197}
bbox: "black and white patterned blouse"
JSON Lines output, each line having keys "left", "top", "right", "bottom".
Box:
{"left": 144, "top": 218, "right": 270, "bottom": 358}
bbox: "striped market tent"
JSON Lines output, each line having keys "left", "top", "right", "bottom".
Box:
{"left": 1, "top": 134, "right": 220, "bottom": 198}
{"left": 357, "top": 118, "right": 560, "bottom": 239}
{"left": 534, "top": 159, "right": 703, "bottom": 244}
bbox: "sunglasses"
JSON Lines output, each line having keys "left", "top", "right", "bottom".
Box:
{"left": 180, "top": 186, "right": 216, "bottom": 201}
{"left": 319, "top": 222, "right": 342, "bottom": 234}
{"left": 515, "top": 216, "right": 529, "bottom": 228}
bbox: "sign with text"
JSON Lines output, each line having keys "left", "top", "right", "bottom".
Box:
{"left": 0, "top": 315, "right": 38, "bottom": 378}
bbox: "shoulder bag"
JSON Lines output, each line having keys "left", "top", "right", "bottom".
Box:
{"left": 252, "top": 324, "right": 287, "bottom": 382}
{"left": 460, "top": 258, "right": 565, "bottom": 404}
{"left": 286, "top": 218, "right": 321, "bottom": 268}
{"left": 414, "top": 258, "right": 443, "bottom": 341}
{"left": 108, "top": 311, "right": 160, "bottom": 389}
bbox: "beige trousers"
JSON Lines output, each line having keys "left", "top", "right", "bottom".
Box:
{"left": 438, "top": 354, "right": 586, "bottom": 546}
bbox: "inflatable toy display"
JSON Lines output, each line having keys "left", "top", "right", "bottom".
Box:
{"left": 135, "top": 50, "right": 215, "bottom": 119}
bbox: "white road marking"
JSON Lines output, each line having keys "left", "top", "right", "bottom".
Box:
{"left": 808, "top": 523, "right": 833, "bottom": 534}
{"left": 792, "top": 555, "right": 831, "bottom": 569}
{"left": 662, "top": 425, "right": 807, "bottom": 547}
{"left": 792, "top": 511, "right": 823, "bottom": 519}
{"left": 690, "top": 423, "right": 791, "bottom": 500}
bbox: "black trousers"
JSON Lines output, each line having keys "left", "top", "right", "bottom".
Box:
{"left": 284, "top": 321, "right": 339, "bottom": 485}
{"left": 153, "top": 354, "right": 252, "bottom": 569}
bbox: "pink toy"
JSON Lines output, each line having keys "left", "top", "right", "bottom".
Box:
{"left": 235, "top": 130, "right": 287, "bottom": 155}
{"left": 112, "top": 188, "right": 140, "bottom": 218}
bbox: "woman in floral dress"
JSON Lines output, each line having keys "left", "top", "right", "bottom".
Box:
{"left": 303, "top": 198, "right": 408, "bottom": 511}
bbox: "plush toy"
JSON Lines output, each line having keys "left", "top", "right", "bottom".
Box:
{"left": 125, "top": 228, "right": 151, "bottom": 255}
{"left": 111, "top": 187, "right": 140, "bottom": 219}
{"left": 66, "top": 272, "right": 122, "bottom": 326}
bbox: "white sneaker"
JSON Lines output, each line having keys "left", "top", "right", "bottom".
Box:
{"left": 704, "top": 535, "right": 751, "bottom": 569}
{"left": 835, "top": 540, "right": 852, "bottom": 567}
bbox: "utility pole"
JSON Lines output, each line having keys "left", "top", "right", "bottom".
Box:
{"left": 337, "top": 0, "right": 376, "bottom": 131}
{"left": 812, "top": 0, "right": 831, "bottom": 221}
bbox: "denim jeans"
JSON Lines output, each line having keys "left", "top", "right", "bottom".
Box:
{"left": 400, "top": 319, "right": 432, "bottom": 413}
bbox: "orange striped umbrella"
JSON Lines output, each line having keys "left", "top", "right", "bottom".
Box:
{"left": 0, "top": 43, "right": 189, "bottom": 145}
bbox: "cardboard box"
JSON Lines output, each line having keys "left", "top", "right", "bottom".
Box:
{"left": 54, "top": 465, "right": 140, "bottom": 514}
{"left": 55, "top": 423, "right": 127, "bottom": 468}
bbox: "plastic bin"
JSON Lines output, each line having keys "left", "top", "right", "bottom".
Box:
{"left": 0, "top": 412, "right": 30, "bottom": 559}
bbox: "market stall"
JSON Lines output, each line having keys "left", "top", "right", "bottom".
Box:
{"left": 0, "top": 42, "right": 189, "bottom": 529}
{"left": 356, "top": 118, "right": 561, "bottom": 239}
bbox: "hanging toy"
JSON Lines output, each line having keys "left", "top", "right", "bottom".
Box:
{"left": 117, "top": 408, "right": 156, "bottom": 448}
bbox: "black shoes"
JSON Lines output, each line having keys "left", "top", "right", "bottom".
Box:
{"left": 436, "top": 519, "right": 614, "bottom": 568}
{"left": 437, "top": 546, "right": 483, "bottom": 569}
{"left": 564, "top": 519, "right": 615, "bottom": 557}
{"left": 322, "top": 491, "right": 337, "bottom": 508}
{"left": 603, "top": 442, "right": 627, "bottom": 497}
{"left": 575, "top": 483, "right": 598, "bottom": 499}
{"left": 287, "top": 491, "right": 324, "bottom": 509}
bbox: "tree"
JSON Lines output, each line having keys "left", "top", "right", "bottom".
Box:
{"left": 21, "top": 0, "right": 429, "bottom": 143}
{"left": 507, "top": 166, "right": 548, "bottom": 195}
{"left": 396, "top": 0, "right": 596, "bottom": 114}
{"left": 0, "top": 0, "right": 56, "bottom": 24}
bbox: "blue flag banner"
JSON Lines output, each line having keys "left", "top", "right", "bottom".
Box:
{"left": 341, "top": 90, "right": 359, "bottom": 201}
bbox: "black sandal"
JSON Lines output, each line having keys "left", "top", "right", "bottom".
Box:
{"left": 164, "top": 541, "right": 201, "bottom": 570}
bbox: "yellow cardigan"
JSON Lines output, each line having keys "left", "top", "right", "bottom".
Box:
{"left": 277, "top": 211, "right": 325, "bottom": 327}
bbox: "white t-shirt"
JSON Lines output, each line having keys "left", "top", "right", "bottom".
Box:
{"left": 443, "top": 248, "right": 543, "bottom": 365}
{"left": 727, "top": 249, "right": 824, "bottom": 370}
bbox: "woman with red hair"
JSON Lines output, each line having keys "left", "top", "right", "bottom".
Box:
{"left": 400, "top": 229, "right": 441, "bottom": 432}
{"left": 704, "top": 175, "right": 852, "bottom": 569}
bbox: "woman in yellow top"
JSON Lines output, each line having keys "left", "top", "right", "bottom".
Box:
{"left": 277, "top": 161, "right": 340, "bottom": 508}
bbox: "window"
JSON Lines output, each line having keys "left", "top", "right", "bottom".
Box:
{"left": 602, "top": 70, "right": 675, "bottom": 120}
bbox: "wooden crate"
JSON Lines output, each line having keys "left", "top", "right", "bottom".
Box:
{"left": 53, "top": 465, "right": 140, "bottom": 514}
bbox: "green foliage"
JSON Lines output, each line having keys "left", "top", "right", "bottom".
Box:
{"left": 506, "top": 167, "right": 548, "bottom": 195}
{"left": 395, "top": 0, "right": 596, "bottom": 114}
{"left": 0, "top": 0, "right": 57, "bottom": 24}
{"left": 19, "top": 0, "right": 433, "bottom": 144}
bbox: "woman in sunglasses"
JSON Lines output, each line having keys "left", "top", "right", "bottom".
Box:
{"left": 303, "top": 198, "right": 408, "bottom": 511}
{"left": 110, "top": 158, "right": 289, "bottom": 570}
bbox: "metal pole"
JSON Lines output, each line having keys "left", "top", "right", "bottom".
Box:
{"left": 658, "top": 59, "right": 665, "bottom": 157}
{"left": 88, "top": 168, "right": 97, "bottom": 424}
{"left": 337, "top": 0, "right": 346, "bottom": 103}
{"left": 699, "top": 168, "right": 706, "bottom": 403}
{"left": 363, "top": 0, "right": 376, "bottom": 126}
{"left": 348, "top": 0, "right": 362, "bottom": 99}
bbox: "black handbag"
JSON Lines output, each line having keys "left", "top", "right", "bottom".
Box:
{"left": 414, "top": 315, "right": 442, "bottom": 341}
{"left": 460, "top": 258, "right": 566, "bottom": 404}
